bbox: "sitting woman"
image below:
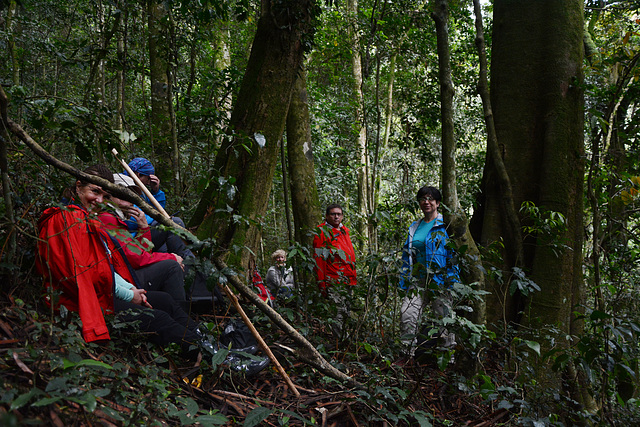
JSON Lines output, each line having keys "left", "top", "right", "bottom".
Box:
{"left": 98, "top": 173, "right": 187, "bottom": 307}
{"left": 36, "top": 164, "right": 268, "bottom": 375}
{"left": 264, "top": 249, "right": 295, "bottom": 300}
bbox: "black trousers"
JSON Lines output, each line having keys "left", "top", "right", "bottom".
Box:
{"left": 135, "top": 259, "right": 186, "bottom": 303}
{"left": 114, "top": 291, "right": 200, "bottom": 357}
{"left": 149, "top": 216, "right": 194, "bottom": 258}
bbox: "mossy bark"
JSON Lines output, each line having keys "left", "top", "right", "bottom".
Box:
{"left": 478, "top": 0, "right": 590, "bottom": 409}
{"left": 147, "top": 0, "right": 175, "bottom": 187}
{"left": 479, "top": 0, "right": 585, "bottom": 332}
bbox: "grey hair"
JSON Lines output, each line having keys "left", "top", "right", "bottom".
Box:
{"left": 271, "top": 249, "right": 287, "bottom": 263}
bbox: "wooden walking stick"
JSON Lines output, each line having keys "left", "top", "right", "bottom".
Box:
{"left": 220, "top": 283, "right": 301, "bottom": 398}
{"left": 111, "top": 148, "right": 171, "bottom": 220}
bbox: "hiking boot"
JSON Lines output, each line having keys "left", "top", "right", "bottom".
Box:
{"left": 226, "top": 353, "right": 270, "bottom": 377}
{"left": 231, "top": 345, "right": 259, "bottom": 355}
{"left": 200, "top": 339, "right": 259, "bottom": 357}
{"left": 200, "top": 340, "right": 269, "bottom": 376}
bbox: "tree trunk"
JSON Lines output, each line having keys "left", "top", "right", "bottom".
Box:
{"left": 189, "top": 0, "right": 317, "bottom": 272}
{"left": 482, "top": 0, "right": 588, "bottom": 406}
{"left": 369, "top": 50, "right": 398, "bottom": 252}
{"left": 432, "top": 0, "right": 485, "bottom": 327}
{"left": 83, "top": 3, "right": 119, "bottom": 107}
{"left": 286, "top": 69, "right": 322, "bottom": 249}
{"left": 7, "top": 0, "right": 20, "bottom": 86}
{"left": 115, "top": 4, "right": 126, "bottom": 131}
{"left": 147, "top": 0, "right": 176, "bottom": 189}
{"left": 347, "top": 0, "right": 370, "bottom": 244}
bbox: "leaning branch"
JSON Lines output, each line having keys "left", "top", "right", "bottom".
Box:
{"left": 0, "top": 86, "right": 188, "bottom": 236}
{"left": 213, "top": 257, "right": 362, "bottom": 389}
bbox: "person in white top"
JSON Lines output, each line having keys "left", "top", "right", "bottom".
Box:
{"left": 264, "top": 249, "right": 295, "bottom": 300}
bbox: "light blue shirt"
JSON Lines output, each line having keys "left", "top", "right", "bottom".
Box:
{"left": 411, "top": 218, "right": 436, "bottom": 279}
{"left": 113, "top": 272, "right": 135, "bottom": 302}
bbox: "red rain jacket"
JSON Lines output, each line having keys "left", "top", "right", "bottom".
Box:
{"left": 98, "top": 212, "right": 175, "bottom": 269}
{"left": 312, "top": 222, "right": 357, "bottom": 293}
{"left": 36, "top": 204, "right": 137, "bottom": 342}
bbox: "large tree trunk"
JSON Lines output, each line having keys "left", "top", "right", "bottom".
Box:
{"left": 147, "top": 0, "right": 176, "bottom": 189}
{"left": 286, "top": 69, "right": 321, "bottom": 249}
{"left": 189, "top": 0, "right": 317, "bottom": 271}
{"left": 486, "top": 0, "right": 585, "bottom": 332}
{"left": 479, "top": 0, "right": 588, "bottom": 406}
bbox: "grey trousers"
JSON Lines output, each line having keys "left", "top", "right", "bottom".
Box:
{"left": 400, "top": 290, "right": 455, "bottom": 356}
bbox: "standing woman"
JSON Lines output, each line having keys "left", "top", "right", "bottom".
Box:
{"left": 399, "top": 186, "right": 460, "bottom": 359}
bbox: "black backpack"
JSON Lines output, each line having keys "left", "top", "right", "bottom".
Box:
{"left": 219, "top": 319, "right": 258, "bottom": 350}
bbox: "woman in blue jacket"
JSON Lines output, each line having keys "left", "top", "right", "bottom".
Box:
{"left": 399, "top": 186, "right": 460, "bottom": 358}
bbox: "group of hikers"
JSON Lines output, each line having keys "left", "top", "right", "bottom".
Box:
{"left": 36, "top": 158, "right": 461, "bottom": 375}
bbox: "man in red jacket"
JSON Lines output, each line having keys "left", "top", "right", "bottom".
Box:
{"left": 312, "top": 204, "right": 357, "bottom": 339}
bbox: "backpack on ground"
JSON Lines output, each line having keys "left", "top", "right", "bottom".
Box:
{"left": 251, "top": 268, "right": 275, "bottom": 307}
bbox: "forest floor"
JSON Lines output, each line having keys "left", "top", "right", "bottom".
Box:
{"left": 0, "top": 296, "right": 515, "bottom": 426}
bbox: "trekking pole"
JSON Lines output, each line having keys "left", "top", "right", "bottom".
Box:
{"left": 220, "top": 283, "right": 301, "bottom": 398}
{"left": 111, "top": 148, "right": 170, "bottom": 220}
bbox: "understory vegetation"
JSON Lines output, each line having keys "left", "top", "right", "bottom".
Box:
{"left": 3, "top": 0, "right": 640, "bottom": 425}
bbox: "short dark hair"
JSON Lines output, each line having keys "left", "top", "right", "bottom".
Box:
{"left": 325, "top": 203, "right": 343, "bottom": 215}
{"left": 82, "top": 164, "right": 114, "bottom": 184}
{"left": 416, "top": 186, "right": 442, "bottom": 202}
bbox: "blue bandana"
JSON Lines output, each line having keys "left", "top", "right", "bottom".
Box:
{"left": 127, "top": 157, "right": 154, "bottom": 176}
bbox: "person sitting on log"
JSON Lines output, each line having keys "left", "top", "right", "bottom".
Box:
{"left": 98, "top": 173, "right": 188, "bottom": 309}
{"left": 36, "top": 164, "right": 268, "bottom": 376}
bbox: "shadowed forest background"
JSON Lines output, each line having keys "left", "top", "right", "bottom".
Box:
{"left": 2, "top": 0, "right": 640, "bottom": 425}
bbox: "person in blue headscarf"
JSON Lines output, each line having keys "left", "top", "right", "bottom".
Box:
{"left": 124, "top": 157, "right": 226, "bottom": 309}
{"left": 123, "top": 157, "right": 190, "bottom": 256}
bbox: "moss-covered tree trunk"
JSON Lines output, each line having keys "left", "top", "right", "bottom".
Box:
{"left": 286, "top": 69, "right": 321, "bottom": 249}
{"left": 189, "top": 0, "right": 317, "bottom": 271}
{"left": 147, "top": 0, "right": 176, "bottom": 189}
{"left": 474, "top": 0, "right": 589, "bottom": 409}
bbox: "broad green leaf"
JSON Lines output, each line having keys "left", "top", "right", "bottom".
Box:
{"left": 63, "top": 358, "right": 113, "bottom": 370}
{"left": 525, "top": 340, "right": 541, "bottom": 356}
{"left": 244, "top": 406, "right": 272, "bottom": 427}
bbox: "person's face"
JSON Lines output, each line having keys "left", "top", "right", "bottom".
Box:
{"left": 110, "top": 195, "right": 133, "bottom": 210}
{"left": 135, "top": 172, "right": 150, "bottom": 186}
{"left": 275, "top": 254, "right": 286, "bottom": 265}
{"left": 109, "top": 186, "right": 141, "bottom": 214}
{"left": 325, "top": 208, "right": 343, "bottom": 228}
{"left": 418, "top": 194, "right": 440, "bottom": 218}
{"left": 76, "top": 182, "right": 110, "bottom": 212}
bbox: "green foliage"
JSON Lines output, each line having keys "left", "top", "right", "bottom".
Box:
{"left": 519, "top": 201, "right": 570, "bottom": 257}
{"left": 0, "top": 304, "right": 230, "bottom": 425}
{"left": 5, "top": 0, "right": 640, "bottom": 424}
